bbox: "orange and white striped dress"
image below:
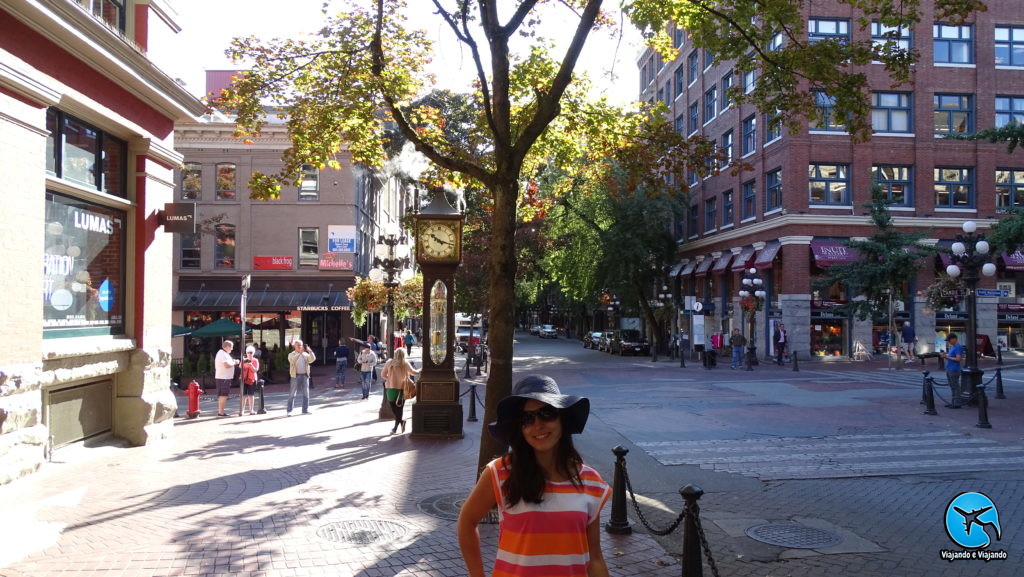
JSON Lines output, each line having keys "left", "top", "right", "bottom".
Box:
{"left": 486, "top": 457, "right": 611, "bottom": 577}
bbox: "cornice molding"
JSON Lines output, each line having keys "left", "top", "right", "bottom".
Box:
{"left": 0, "top": 58, "right": 62, "bottom": 106}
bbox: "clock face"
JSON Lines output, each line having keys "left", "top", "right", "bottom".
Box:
{"left": 420, "top": 221, "right": 458, "bottom": 261}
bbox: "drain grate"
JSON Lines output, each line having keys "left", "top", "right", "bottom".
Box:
{"left": 316, "top": 520, "right": 409, "bottom": 544}
{"left": 745, "top": 523, "right": 843, "bottom": 549}
{"left": 418, "top": 492, "right": 498, "bottom": 524}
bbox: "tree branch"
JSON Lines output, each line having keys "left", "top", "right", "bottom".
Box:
{"left": 429, "top": 1, "right": 499, "bottom": 138}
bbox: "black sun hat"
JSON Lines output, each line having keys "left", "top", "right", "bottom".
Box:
{"left": 488, "top": 375, "right": 590, "bottom": 444}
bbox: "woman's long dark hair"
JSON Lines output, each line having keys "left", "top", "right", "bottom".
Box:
{"left": 502, "top": 402, "right": 584, "bottom": 507}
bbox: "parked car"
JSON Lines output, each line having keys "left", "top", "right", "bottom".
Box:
{"left": 582, "top": 331, "right": 603, "bottom": 349}
{"left": 539, "top": 324, "right": 558, "bottom": 339}
{"left": 529, "top": 324, "right": 542, "bottom": 335}
{"left": 597, "top": 330, "right": 616, "bottom": 352}
{"left": 611, "top": 329, "right": 649, "bottom": 356}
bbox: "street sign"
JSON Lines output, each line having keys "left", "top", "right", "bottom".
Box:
{"left": 693, "top": 301, "right": 703, "bottom": 312}
{"left": 977, "top": 289, "right": 1009, "bottom": 297}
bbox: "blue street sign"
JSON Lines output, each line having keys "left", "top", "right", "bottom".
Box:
{"left": 976, "top": 289, "right": 1009, "bottom": 297}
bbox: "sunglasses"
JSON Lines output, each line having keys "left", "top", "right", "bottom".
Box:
{"left": 520, "top": 405, "right": 560, "bottom": 427}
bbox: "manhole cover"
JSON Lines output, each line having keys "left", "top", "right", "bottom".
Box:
{"left": 745, "top": 523, "right": 843, "bottom": 549}
{"left": 316, "top": 520, "right": 409, "bottom": 544}
{"left": 418, "top": 492, "right": 498, "bottom": 523}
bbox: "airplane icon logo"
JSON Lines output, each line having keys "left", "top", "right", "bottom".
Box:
{"left": 945, "top": 492, "right": 1002, "bottom": 549}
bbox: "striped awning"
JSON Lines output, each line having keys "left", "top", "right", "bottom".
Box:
{"left": 694, "top": 257, "right": 715, "bottom": 277}
{"left": 753, "top": 242, "right": 781, "bottom": 269}
{"left": 711, "top": 252, "right": 733, "bottom": 274}
{"left": 730, "top": 246, "right": 757, "bottom": 272}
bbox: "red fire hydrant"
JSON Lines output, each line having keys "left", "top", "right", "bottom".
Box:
{"left": 185, "top": 379, "right": 204, "bottom": 419}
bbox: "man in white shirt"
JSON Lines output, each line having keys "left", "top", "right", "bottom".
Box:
{"left": 287, "top": 339, "right": 316, "bottom": 415}
{"left": 214, "top": 340, "right": 239, "bottom": 417}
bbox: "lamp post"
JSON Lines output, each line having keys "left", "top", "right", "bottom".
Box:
{"left": 606, "top": 296, "right": 621, "bottom": 331}
{"left": 945, "top": 220, "right": 996, "bottom": 407}
{"left": 369, "top": 224, "right": 413, "bottom": 420}
{"left": 737, "top": 268, "right": 766, "bottom": 371}
{"left": 651, "top": 285, "right": 672, "bottom": 362}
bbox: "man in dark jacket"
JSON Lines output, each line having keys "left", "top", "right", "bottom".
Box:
{"left": 900, "top": 321, "right": 917, "bottom": 363}
{"left": 772, "top": 323, "right": 788, "bottom": 365}
{"left": 729, "top": 328, "right": 747, "bottom": 369}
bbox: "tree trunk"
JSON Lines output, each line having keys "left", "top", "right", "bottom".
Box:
{"left": 476, "top": 176, "right": 520, "bottom": 473}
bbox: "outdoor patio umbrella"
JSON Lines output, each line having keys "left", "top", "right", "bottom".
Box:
{"left": 189, "top": 318, "right": 251, "bottom": 338}
{"left": 172, "top": 325, "right": 192, "bottom": 337}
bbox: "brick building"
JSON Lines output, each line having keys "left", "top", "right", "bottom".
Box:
{"left": 0, "top": 0, "right": 206, "bottom": 483}
{"left": 171, "top": 72, "right": 413, "bottom": 368}
{"left": 640, "top": 0, "right": 1024, "bottom": 360}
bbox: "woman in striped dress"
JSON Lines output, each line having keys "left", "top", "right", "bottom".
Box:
{"left": 458, "top": 375, "right": 611, "bottom": 577}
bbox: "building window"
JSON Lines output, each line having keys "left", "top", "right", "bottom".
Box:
{"left": 674, "top": 65, "right": 685, "bottom": 99}
{"left": 181, "top": 162, "right": 202, "bottom": 200}
{"left": 809, "top": 163, "right": 850, "bottom": 205}
{"left": 741, "top": 115, "right": 756, "bottom": 155}
{"left": 934, "top": 24, "right": 973, "bottom": 64}
{"left": 180, "top": 233, "right": 201, "bottom": 269}
{"left": 299, "top": 164, "right": 319, "bottom": 201}
{"left": 45, "top": 108, "right": 127, "bottom": 197}
{"left": 871, "top": 22, "right": 911, "bottom": 52}
{"left": 996, "top": 96, "right": 1024, "bottom": 128}
{"left": 687, "top": 51, "right": 699, "bottom": 84}
{"left": 704, "top": 198, "right": 717, "bottom": 231}
{"left": 808, "top": 18, "right": 850, "bottom": 43}
{"left": 742, "top": 67, "right": 756, "bottom": 94}
{"left": 768, "top": 32, "right": 784, "bottom": 51}
{"left": 934, "top": 167, "right": 974, "bottom": 208}
{"left": 43, "top": 191, "right": 126, "bottom": 336}
{"left": 647, "top": 56, "right": 655, "bottom": 85}
{"left": 703, "top": 87, "right": 717, "bottom": 123}
{"left": 765, "top": 111, "right": 782, "bottom": 143}
{"left": 742, "top": 180, "right": 756, "bottom": 219}
{"left": 215, "top": 163, "right": 237, "bottom": 200}
{"left": 299, "top": 227, "right": 319, "bottom": 267}
{"left": 657, "top": 86, "right": 665, "bottom": 104}
{"left": 721, "top": 130, "right": 734, "bottom": 166}
{"left": 872, "top": 165, "right": 913, "bottom": 206}
{"left": 688, "top": 169, "right": 698, "bottom": 186}
{"left": 79, "top": 0, "right": 126, "bottom": 33}
{"left": 996, "top": 26, "right": 1024, "bottom": 66}
{"left": 813, "top": 91, "right": 846, "bottom": 131}
{"left": 871, "top": 92, "right": 912, "bottom": 133}
{"left": 721, "top": 71, "right": 734, "bottom": 109}
{"left": 687, "top": 205, "right": 698, "bottom": 237}
{"left": 674, "top": 113, "right": 686, "bottom": 135}
{"left": 663, "top": 85, "right": 672, "bottom": 107}
{"left": 214, "top": 224, "right": 236, "bottom": 269}
{"left": 674, "top": 28, "right": 684, "bottom": 48}
{"left": 688, "top": 101, "right": 699, "bottom": 134}
{"left": 722, "top": 190, "right": 734, "bottom": 225}
{"left": 704, "top": 48, "right": 714, "bottom": 70}
{"left": 997, "top": 170, "right": 1024, "bottom": 210}
{"left": 934, "top": 94, "right": 973, "bottom": 135}
{"left": 766, "top": 169, "right": 782, "bottom": 211}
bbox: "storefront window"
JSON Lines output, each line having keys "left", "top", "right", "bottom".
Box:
{"left": 43, "top": 192, "right": 125, "bottom": 336}
{"left": 810, "top": 321, "right": 846, "bottom": 356}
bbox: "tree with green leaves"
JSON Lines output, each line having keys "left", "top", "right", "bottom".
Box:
{"left": 812, "top": 185, "right": 938, "bottom": 324}
{"left": 946, "top": 123, "right": 1024, "bottom": 153}
{"left": 218, "top": 0, "right": 984, "bottom": 471}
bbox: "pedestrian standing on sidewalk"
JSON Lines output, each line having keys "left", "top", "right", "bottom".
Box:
{"left": 214, "top": 340, "right": 238, "bottom": 417}
{"left": 901, "top": 321, "right": 917, "bottom": 363}
{"left": 729, "top": 328, "right": 747, "bottom": 369}
{"left": 334, "top": 339, "right": 350, "bottom": 387}
{"left": 356, "top": 343, "right": 378, "bottom": 400}
{"left": 239, "top": 346, "right": 259, "bottom": 416}
{"left": 404, "top": 329, "right": 415, "bottom": 356}
{"left": 941, "top": 334, "right": 964, "bottom": 408}
{"left": 368, "top": 335, "right": 382, "bottom": 380}
{"left": 286, "top": 340, "right": 315, "bottom": 416}
{"left": 773, "top": 323, "right": 788, "bottom": 365}
{"left": 458, "top": 375, "right": 611, "bottom": 577}
{"left": 380, "top": 347, "right": 419, "bottom": 434}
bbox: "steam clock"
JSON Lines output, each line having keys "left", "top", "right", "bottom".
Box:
{"left": 411, "top": 192, "right": 464, "bottom": 437}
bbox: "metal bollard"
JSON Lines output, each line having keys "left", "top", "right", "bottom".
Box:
{"left": 257, "top": 379, "right": 267, "bottom": 414}
{"left": 605, "top": 446, "right": 633, "bottom": 535}
{"left": 791, "top": 350, "right": 799, "bottom": 372}
{"left": 922, "top": 374, "right": 937, "bottom": 415}
{"left": 680, "top": 347, "right": 686, "bottom": 368}
{"left": 997, "top": 346, "right": 1003, "bottom": 365}
{"left": 681, "top": 485, "right": 705, "bottom": 577}
{"left": 467, "top": 384, "right": 478, "bottom": 422}
{"left": 976, "top": 384, "right": 992, "bottom": 429}
{"left": 920, "top": 371, "right": 929, "bottom": 404}
{"left": 995, "top": 368, "right": 1006, "bottom": 399}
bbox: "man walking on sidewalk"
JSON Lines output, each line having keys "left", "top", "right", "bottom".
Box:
{"left": 901, "top": 321, "right": 917, "bottom": 363}
{"left": 941, "top": 334, "right": 964, "bottom": 408}
{"left": 729, "top": 328, "right": 747, "bottom": 369}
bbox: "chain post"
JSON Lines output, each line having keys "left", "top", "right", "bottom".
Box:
{"left": 923, "top": 373, "right": 937, "bottom": 415}
{"left": 791, "top": 350, "right": 799, "bottom": 372}
{"left": 466, "top": 383, "right": 478, "bottom": 422}
{"left": 681, "top": 485, "right": 705, "bottom": 577}
{"left": 976, "top": 384, "right": 992, "bottom": 429}
{"left": 605, "top": 446, "right": 633, "bottom": 535}
{"left": 995, "top": 368, "right": 1006, "bottom": 399}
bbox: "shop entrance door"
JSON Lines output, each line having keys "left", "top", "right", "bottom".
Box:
{"left": 306, "top": 311, "right": 342, "bottom": 364}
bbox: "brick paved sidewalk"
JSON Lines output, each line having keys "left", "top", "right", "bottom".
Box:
{"left": 0, "top": 379, "right": 677, "bottom": 577}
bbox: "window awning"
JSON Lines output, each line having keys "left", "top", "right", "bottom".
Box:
{"left": 694, "top": 257, "right": 715, "bottom": 277}
{"left": 753, "top": 242, "right": 781, "bottom": 269}
{"left": 711, "top": 252, "right": 733, "bottom": 274}
{"left": 669, "top": 260, "right": 688, "bottom": 276}
{"left": 1002, "top": 251, "right": 1024, "bottom": 271}
{"left": 730, "top": 246, "right": 757, "bottom": 271}
{"left": 679, "top": 260, "right": 698, "bottom": 276}
{"left": 810, "top": 240, "right": 859, "bottom": 267}
{"left": 174, "top": 291, "right": 352, "bottom": 311}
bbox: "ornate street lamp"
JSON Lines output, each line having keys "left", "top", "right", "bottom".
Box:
{"left": 737, "top": 267, "right": 766, "bottom": 371}
{"left": 369, "top": 223, "right": 413, "bottom": 420}
{"left": 652, "top": 284, "right": 672, "bottom": 362}
{"left": 945, "top": 220, "right": 996, "bottom": 409}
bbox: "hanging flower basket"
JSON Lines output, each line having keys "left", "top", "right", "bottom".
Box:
{"left": 346, "top": 274, "right": 424, "bottom": 327}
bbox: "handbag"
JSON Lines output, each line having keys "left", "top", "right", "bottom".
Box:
{"left": 403, "top": 376, "right": 417, "bottom": 400}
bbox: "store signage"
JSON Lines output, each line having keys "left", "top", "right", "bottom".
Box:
{"left": 328, "top": 225, "right": 356, "bottom": 253}
{"left": 811, "top": 299, "right": 847, "bottom": 309}
{"left": 297, "top": 305, "right": 351, "bottom": 311}
{"left": 936, "top": 311, "right": 968, "bottom": 320}
{"left": 811, "top": 310, "right": 846, "bottom": 319}
{"left": 161, "top": 203, "right": 196, "bottom": 234}
{"left": 319, "top": 252, "right": 354, "bottom": 270}
{"left": 976, "top": 288, "right": 1009, "bottom": 297}
{"left": 254, "top": 256, "right": 294, "bottom": 270}
{"left": 998, "top": 303, "right": 1024, "bottom": 313}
